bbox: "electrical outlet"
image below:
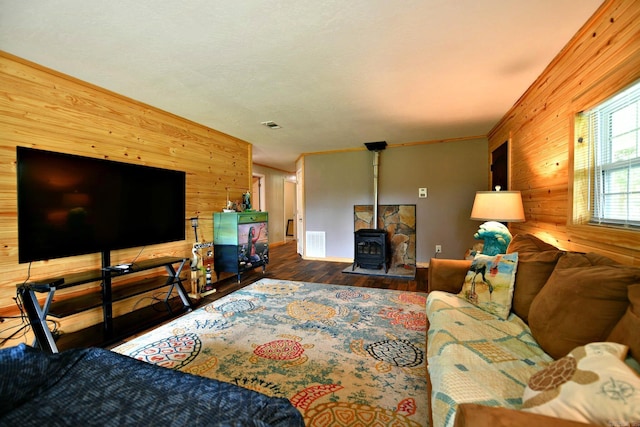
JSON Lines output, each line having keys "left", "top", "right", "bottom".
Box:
{"left": 418, "top": 187, "right": 427, "bottom": 198}
{"left": 435, "top": 245, "right": 442, "bottom": 253}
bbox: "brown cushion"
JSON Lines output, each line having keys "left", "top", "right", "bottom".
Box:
{"left": 506, "top": 234, "right": 563, "bottom": 323}
{"left": 528, "top": 252, "right": 640, "bottom": 359}
{"left": 428, "top": 258, "right": 471, "bottom": 293}
{"left": 454, "top": 403, "right": 596, "bottom": 427}
{"left": 507, "top": 234, "right": 559, "bottom": 254}
{"left": 511, "top": 250, "right": 564, "bottom": 323}
{"left": 607, "top": 283, "right": 640, "bottom": 360}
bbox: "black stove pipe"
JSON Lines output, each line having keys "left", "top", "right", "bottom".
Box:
{"left": 364, "top": 141, "right": 387, "bottom": 229}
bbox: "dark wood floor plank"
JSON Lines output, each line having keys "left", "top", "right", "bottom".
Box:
{"left": 202, "top": 240, "right": 428, "bottom": 306}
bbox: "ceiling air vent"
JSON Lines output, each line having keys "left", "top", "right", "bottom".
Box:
{"left": 261, "top": 121, "right": 281, "bottom": 129}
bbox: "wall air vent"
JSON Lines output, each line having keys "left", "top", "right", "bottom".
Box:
{"left": 306, "top": 231, "right": 326, "bottom": 258}
{"left": 261, "top": 121, "right": 281, "bottom": 129}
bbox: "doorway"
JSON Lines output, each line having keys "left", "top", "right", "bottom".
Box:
{"left": 491, "top": 141, "right": 509, "bottom": 191}
{"left": 284, "top": 179, "right": 296, "bottom": 242}
{"left": 252, "top": 174, "right": 265, "bottom": 211}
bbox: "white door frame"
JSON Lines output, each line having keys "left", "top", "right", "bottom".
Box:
{"left": 296, "top": 167, "right": 304, "bottom": 255}
{"left": 252, "top": 173, "right": 266, "bottom": 211}
{"left": 284, "top": 177, "right": 296, "bottom": 242}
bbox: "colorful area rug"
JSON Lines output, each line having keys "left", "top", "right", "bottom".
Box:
{"left": 112, "top": 278, "right": 428, "bottom": 426}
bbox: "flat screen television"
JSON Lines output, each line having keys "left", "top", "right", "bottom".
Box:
{"left": 17, "top": 147, "right": 186, "bottom": 263}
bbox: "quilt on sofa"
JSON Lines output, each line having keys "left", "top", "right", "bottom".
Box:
{"left": 426, "top": 291, "right": 553, "bottom": 427}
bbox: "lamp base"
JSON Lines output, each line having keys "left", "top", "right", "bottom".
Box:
{"left": 473, "top": 221, "right": 512, "bottom": 256}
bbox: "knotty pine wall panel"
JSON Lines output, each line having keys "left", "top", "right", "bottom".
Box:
{"left": 0, "top": 52, "right": 252, "bottom": 332}
{"left": 489, "top": 0, "right": 640, "bottom": 265}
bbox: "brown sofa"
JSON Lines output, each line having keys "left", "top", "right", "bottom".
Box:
{"left": 426, "top": 234, "right": 640, "bottom": 427}
{"left": 453, "top": 403, "right": 596, "bottom": 427}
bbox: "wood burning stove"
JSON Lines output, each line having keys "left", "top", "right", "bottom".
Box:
{"left": 352, "top": 140, "right": 390, "bottom": 273}
{"left": 353, "top": 228, "right": 389, "bottom": 272}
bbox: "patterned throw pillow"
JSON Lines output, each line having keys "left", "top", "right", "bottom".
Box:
{"left": 457, "top": 252, "right": 518, "bottom": 320}
{"left": 522, "top": 342, "right": 640, "bottom": 425}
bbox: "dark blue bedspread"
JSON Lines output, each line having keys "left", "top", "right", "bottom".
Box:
{"left": 0, "top": 344, "right": 304, "bottom": 427}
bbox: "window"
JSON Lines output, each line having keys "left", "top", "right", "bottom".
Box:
{"left": 574, "top": 79, "right": 640, "bottom": 228}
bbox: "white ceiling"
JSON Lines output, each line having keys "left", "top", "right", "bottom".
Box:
{"left": 0, "top": 0, "right": 604, "bottom": 171}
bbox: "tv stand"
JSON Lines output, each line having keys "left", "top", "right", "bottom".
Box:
{"left": 18, "top": 255, "right": 193, "bottom": 354}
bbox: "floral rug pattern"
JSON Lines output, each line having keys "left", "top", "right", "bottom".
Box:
{"left": 112, "top": 278, "right": 428, "bottom": 426}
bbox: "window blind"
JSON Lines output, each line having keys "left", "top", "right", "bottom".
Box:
{"left": 583, "top": 80, "right": 640, "bottom": 228}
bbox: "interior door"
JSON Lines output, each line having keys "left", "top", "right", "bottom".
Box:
{"left": 491, "top": 141, "right": 509, "bottom": 191}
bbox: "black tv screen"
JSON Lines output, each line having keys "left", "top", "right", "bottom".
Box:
{"left": 17, "top": 147, "right": 186, "bottom": 263}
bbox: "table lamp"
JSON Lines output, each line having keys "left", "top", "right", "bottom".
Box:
{"left": 470, "top": 187, "right": 525, "bottom": 255}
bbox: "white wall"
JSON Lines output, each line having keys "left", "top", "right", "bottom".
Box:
{"left": 304, "top": 138, "right": 489, "bottom": 264}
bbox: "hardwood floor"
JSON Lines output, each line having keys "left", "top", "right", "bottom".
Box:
{"left": 199, "top": 240, "right": 428, "bottom": 307}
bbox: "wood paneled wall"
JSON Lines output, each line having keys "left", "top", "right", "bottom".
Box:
{"left": 0, "top": 52, "right": 252, "bottom": 339}
{"left": 489, "top": 0, "right": 640, "bottom": 265}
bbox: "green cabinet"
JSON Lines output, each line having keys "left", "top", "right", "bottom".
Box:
{"left": 213, "top": 212, "right": 269, "bottom": 283}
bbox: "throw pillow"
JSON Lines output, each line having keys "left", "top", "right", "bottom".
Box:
{"left": 457, "top": 252, "right": 518, "bottom": 320}
{"left": 608, "top": 284, "right": 640, "bottom": 361}
{"left": 511, "top": 249, "right": 564, "bottom": 324}
{"left": 507, "top": 233, "right": 559, "bottom": 254}
{"left": 505, "top": 234, "right": 563, "bottom": 323}
{"left": 528, "top": 252, "right": 640, "bottom": 359}
{"left": 552, "top": 250, "right": 620, "bottom": 268}
{"left": 522, "top": 342, "right": 640, "bottom": 425}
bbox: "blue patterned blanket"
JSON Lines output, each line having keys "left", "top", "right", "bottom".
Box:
{"left": 0, "top": 343, "right": 303, "bottom": 426}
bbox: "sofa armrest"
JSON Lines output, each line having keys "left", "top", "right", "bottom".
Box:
{"left": 427, "top": 258, "right": 471, "bottom": 293}
{"left": 454, "top": 404, "right": 593, "bottom": 427}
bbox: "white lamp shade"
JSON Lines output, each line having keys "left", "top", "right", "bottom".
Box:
{"left": 470, "top": 191, "right": 525, "bottom": 222}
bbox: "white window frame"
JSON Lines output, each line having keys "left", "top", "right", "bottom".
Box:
{"left": 587, "top": 80, "right": 640, "bottom": 227}
{"left": 569, "top": 76, "right": 640, "bottom": 253}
